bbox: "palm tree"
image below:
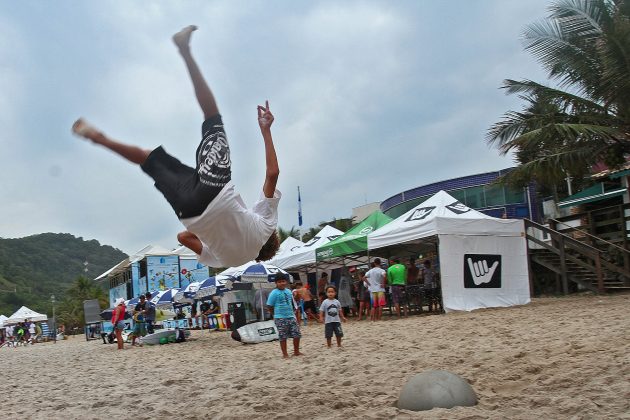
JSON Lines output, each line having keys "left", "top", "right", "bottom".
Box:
{"left": 488, "top": 0, "right": 630, "bottom": 187}
{"left": 301, "top": 226, "right": 321, "bottom": 243}
{"left": 57, "top": 276, "right": 109, "bottom": 328}
{"left": 277, "top": 226, "right": 300, "bottom": 242}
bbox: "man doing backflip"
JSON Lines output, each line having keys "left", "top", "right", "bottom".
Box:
{"left": 72, "top": 26, "right": 281, "bottom": 267}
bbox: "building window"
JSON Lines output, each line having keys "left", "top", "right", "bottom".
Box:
{"left": 449, "top": 189, "right": 466, "bottom": 203}
{"left": 484, "top": 184, "right": 505, "bottom": 207}
{"left": 465, "top": 186, "right": 485, "bottom": 208}
{"left": 505, "top": 187, "right": 525, "bottom": 204}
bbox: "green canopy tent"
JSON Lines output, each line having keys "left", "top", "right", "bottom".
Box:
{"left": 315, "top": 211, "right": 393, "bottom": 268}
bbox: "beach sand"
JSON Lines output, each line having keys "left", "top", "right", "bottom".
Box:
{"left": 1, "top": 293, "right": 629, "bottom": 419}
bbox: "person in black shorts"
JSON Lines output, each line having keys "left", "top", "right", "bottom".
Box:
{"left": 72, "top": 25, "right": 281, "bottom": 267}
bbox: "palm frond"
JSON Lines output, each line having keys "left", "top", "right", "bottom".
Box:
{"left": 523, "top": 0, "right": 611, "bottom": 95}
{"left": 502, "top": 79, "right": 610, "bottom": 113}
{"left": 550, "top": 0, "right": 607, "bottom": 37}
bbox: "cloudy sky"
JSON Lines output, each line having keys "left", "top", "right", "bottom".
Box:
{"left": 1, "top": 0, "right": 551, "bottom": 255}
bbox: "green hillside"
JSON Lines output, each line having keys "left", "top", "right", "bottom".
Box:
{"left": 0, "top": 233, "right": 127, "bottom": 316}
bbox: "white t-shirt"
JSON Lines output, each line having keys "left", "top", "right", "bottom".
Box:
{"left": 319, "top": 299, "right": 342, "bottom": 323}
{"left": 364, "top": 267, "right": 386, "bottom": 293}
{"left": 181, "top": 182, "right": 281, "bottom": 267}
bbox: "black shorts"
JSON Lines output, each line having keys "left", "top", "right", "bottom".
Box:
{"left": 325, "top": 322, "right": 343, "bottom": 339}
{"left": 141, "top": 114, "right": 232, "bottom": 219}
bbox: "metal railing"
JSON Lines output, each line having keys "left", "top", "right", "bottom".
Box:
{"left": 525, "top": 219, "right": 630, "bottom": 293}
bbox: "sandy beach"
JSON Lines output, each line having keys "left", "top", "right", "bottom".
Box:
{"left": 2, "top": 293, "right": 629, "bottom": 419}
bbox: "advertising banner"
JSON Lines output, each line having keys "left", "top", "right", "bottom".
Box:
{"left": 179, "top": 259, "right": 209, "bottom": 288}
{"left": 147, "top": 255, "right": 180, "bottom": 291}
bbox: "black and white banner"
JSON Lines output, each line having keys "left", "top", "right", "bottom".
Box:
{"left": 464, "top": 254, "right": 501, "bottom": 288}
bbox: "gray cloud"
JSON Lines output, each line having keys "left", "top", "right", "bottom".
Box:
{"left": 0, "top": 0, "right": 550, "bottom": 254}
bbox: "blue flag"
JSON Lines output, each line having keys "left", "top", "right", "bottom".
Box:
{"left": 297, "top": 186, "right": 303, "bottom": 227}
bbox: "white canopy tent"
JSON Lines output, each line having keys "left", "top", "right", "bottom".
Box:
{"left": 6, "top": 306, "right": 48, "bottom": 324}
{"left": 367, "top": 190, "right": 530, "bottom": 312}
{"left": 0, "top": 315, "right": 8, "bottom": 328}
{"left": 277, "top": 236, "right": 304, "bottom": 256}
{"left": 270, "top": 225, "right": 343, "bottom": 270}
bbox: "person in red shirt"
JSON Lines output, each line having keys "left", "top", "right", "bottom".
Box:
{"left": 111, "top": 298, "right": 127, "bottom": 350}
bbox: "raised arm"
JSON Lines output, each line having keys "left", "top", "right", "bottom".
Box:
{"left": 258, "top": 101, "right": 279, "bottom": 198}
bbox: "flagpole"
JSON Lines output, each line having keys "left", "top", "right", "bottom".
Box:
{"left": 298, "top": 186, "right": 303, "bottom": 241}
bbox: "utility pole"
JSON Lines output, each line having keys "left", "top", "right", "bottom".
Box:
{"left": 51, "top": 294, "right": 56, "bottom": 344}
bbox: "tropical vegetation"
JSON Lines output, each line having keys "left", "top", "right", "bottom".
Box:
{"left": 487, "top": 0, "right": 630, "bottom": 194}
{"left": 0, "top": 233, "right": 127, "bottom": 316}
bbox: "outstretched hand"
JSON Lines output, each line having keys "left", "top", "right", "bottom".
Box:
{"left": 257, "top": 100, "right": 274, "bottom": 131}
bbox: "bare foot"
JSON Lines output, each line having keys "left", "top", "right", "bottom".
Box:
{"left": 72, "top": 118, "right": 101, "bottom": 142}
{"left": 173, "top": 25, "right": 197, "bottom": 50}
{"left": 282, "top": 354, "right": 290, "bottom": 359}
{"left": 293, "top": 352, "right": 305, "bottom": 356}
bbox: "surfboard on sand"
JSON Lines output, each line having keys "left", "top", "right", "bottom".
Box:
{"left": 231, "top": 320, "right": 279, "bottom": 344}
{"left": 141, "top": 329, "right": 190, "bottom": 345}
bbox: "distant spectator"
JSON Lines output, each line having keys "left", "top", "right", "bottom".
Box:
{"left": 111, "top": 298, "right": 126, "bottom": 350}
{"left": 200, "top": 298, "right": 220, "bottom": 328}
{"left": 421, "top": 260, "right": 435, "bottom": 289}
{"left": 355, "top": 270, "right": 371, "bottom": 321}
{"left": 405, "top": 258, "right": 421, "bottom": 313}
{"left": 317, "top": 272, "right": 329, "bottom": 304}
{"left": 362, "top": 258, "right": 386, "bottom": 321}
{"left": 294, "top": 281, "right": 318, "bottom": 322}
{"left": 28, "top": 320, "right": 37, "bottom": 343}
{"left": 190, "top": 299, "right": 199, "bottom": 328}
{"left": 387, "top": 258, "right": 407, "bottom": 318}
{"left": 130, "top": 295, "right": 147, "bottom": 346}
{"left": 337, "top": 270, "right": 355, "bottom": 317}
{"left": 421, "top": 260, "right": 437, "bottom": 312}
{"left": 34, "top": 323, "right": 42, "bottom": 343}
{"left": 407, "top": 258, "right": 419, "bottom": 285}
{"left": 144, "top": 292, "right": 156, "bottom": 334}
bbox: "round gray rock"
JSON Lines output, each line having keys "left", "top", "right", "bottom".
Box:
{"left": 398, "top": 370, "right": 477, "bottom": 411}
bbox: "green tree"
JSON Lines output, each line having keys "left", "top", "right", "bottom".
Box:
{"left": 301, "top": 227, "right": 321, "bottom": 243}
{"left": 300, "top": 218, "right": 354, "bottom": 243}
{"left": 277, "top": 226, "right": 300, "bottom": 242}
{"left": 487, "top": 0, "right": 630, "bottom": 189}
{"left": 56, "top": 276, "right": 109, "bottom": 330}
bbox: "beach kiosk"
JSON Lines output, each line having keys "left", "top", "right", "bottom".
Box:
{"left": 367, "top": 190, "right": 531, "bottom": 312}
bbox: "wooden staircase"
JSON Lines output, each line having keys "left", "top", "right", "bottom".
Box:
{"left": 525, "top": 219, "right": 630, "bottom": 294}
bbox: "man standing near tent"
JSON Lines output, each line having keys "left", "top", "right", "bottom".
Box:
{"left": 387, "top": 258, "right": 407, "bottom": 318}
{"left": 421, "top": 260, "right": 437, "bottom": 312}
{"left": 406, "top": 257, "right": 421, "bottom": 314}
{"left": 362, "top": 258, "right": 386, "bottom": 321}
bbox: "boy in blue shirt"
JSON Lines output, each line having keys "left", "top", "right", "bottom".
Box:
{"left": 266, "top": 274, "right": 303, "bottom": 358}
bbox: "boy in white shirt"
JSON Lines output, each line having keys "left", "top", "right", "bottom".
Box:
{"left": 319, "top": 285, "right": 347, "bottom": 347}
{"left": 72, "top": 25, "right": 281, "bottom": 267}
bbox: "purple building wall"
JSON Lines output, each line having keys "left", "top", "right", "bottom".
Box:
{"left": 380, "top": 168, "right": 542, "bottom": 222}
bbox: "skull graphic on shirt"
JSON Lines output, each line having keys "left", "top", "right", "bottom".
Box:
{"left": 198, "top": 130, "right": 231, "bottom": 182}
